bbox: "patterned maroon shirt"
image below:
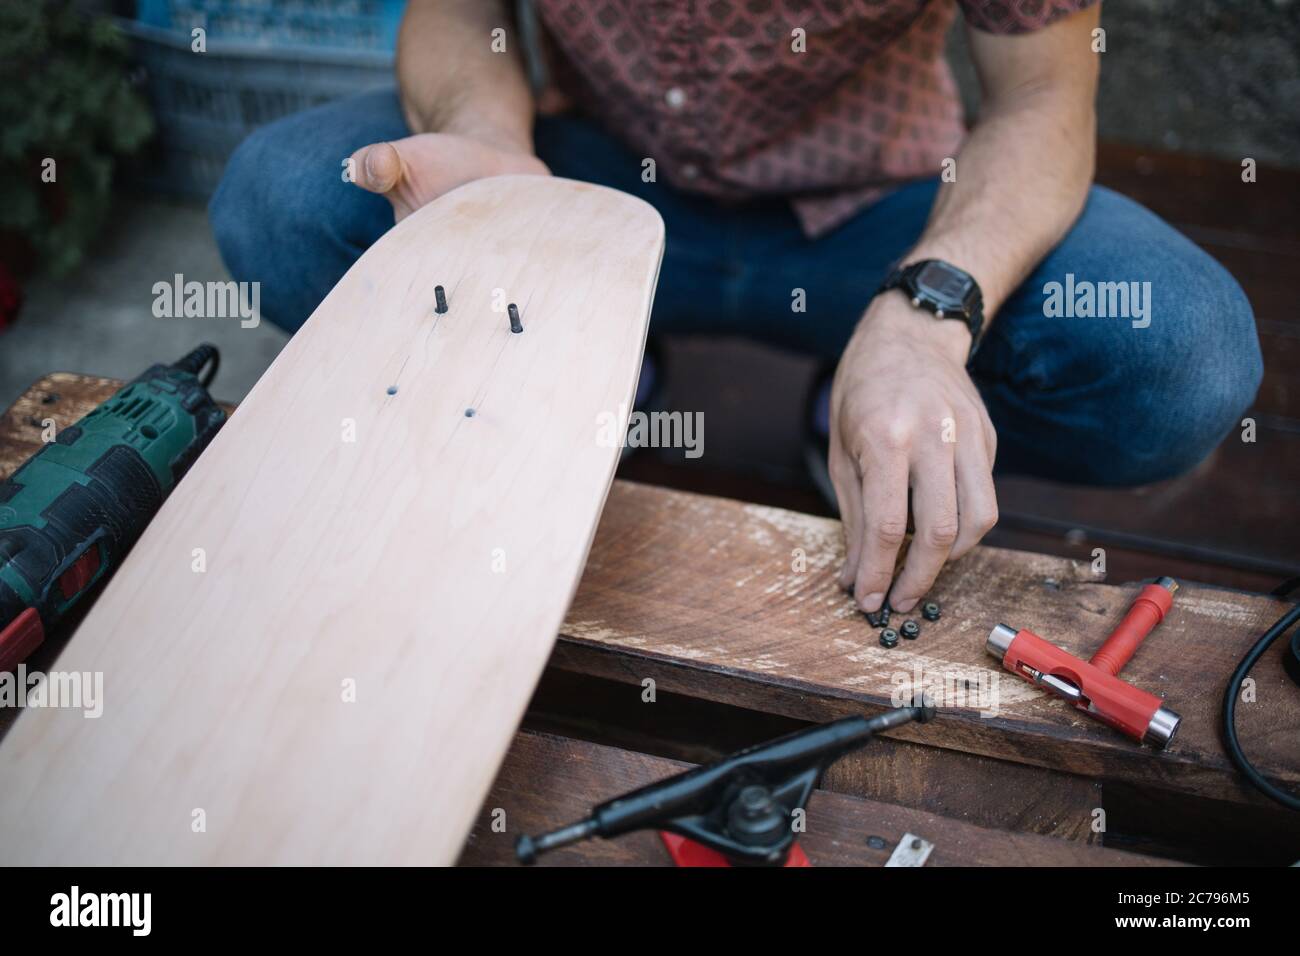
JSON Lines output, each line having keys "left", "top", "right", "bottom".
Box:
{"left": 535, "top": 0, "right": 1097, "bottom": 236}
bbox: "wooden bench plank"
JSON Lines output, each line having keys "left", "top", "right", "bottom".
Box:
{"left": 458, "top": 730, "right": 1176, "bottom": 866}
{"left": 553, "top": 481, "right": 1299, "bottom": 808}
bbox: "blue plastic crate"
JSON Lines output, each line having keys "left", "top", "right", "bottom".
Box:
{"left": 120, "top": 17, "right": 396, "bottom": 198}
{"left": 135, "top": 0, "right": 405, "bottom": 51}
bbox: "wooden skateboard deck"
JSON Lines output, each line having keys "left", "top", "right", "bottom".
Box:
{"left": 0, "top": 175, "right": 664, "bottom": 864}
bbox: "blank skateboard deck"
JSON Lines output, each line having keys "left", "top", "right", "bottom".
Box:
{"left": 0, "top": 175, "right": 663, "bottom": 864}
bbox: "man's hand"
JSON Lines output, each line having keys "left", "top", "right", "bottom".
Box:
{"left": 829, "top": 293, "right": 999, "bottom": 614}
{"left": 827, "top": 5, "right": 1098, "bottom": 615}
{"left": 350, "top": 131, "right": 549, "bottom": 222}
{"left": 359, "top": 0, "right": 545, "bottom": 221}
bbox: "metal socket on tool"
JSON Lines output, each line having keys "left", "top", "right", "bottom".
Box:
{"left": 1143, "top": 705, "right": 1181, "bottom": 748}
{"left": 987, "top": 623, "right": 1018, "bottom": 659}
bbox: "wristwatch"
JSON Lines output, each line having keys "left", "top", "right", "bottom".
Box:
{"left": 878, "top": 259, "right": 985, "bottom": 364}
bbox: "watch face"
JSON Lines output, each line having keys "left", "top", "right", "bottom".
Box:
{"left": 914, "top": 261, "right": 972, "bottom": 311}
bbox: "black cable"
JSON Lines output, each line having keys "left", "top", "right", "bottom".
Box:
{"left": 198, "top": 350, "right": 219, "bottom": 389}
{"left": 172, "top": 344, "right": 220, "bottom": 389}
{"left": 1221, "top": 593, "right": 1300, "bottom": 811}
{"left": 1271, "top": 575, "right": 1300, "bottom": 599}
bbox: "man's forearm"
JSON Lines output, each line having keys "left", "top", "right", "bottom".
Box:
{"left": 396, "top": 0, "right": 535, "bottom": 151}
{"left": 907, "top": 86, "right": 1095, "bottom": 322}
{"left": 905, "top": 8, "right": 1101, "bottom": 326}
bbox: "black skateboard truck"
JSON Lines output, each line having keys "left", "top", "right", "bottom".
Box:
{"left": 516, "top": 696, "right": 936, "bottom": 867}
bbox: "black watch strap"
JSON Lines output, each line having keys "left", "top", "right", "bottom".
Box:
{"left": 879, "top": 260, "right": 985, "bottom": 364}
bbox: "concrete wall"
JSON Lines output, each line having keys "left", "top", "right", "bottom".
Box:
{"left": 949, "top": 0, "right": 1300, "bottom": 167}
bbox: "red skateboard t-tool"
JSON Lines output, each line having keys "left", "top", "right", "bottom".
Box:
{"left": 987, "top": 576, "right": 1181, "bottom": 747}
{"left": 515, "top": 697, "right": 936, "bottom": 867}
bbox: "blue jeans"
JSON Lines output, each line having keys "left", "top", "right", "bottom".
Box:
{"left": 210, "top": 90, "right": 1262, "bottom": 486}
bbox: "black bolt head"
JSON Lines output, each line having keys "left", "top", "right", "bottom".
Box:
{"left": 737, "top": 785, "right": 775, "bottom": 818}
{"left": 921, "top": 601, "right": 941, "bottom": 621}
{"left": 515, "top": 835, "right": 537, "bottom": 865}
{"left": 879, "top": 628, "right": 899, "bottom": 648}
{"left": 901, "top": 619, "right": 920, "bottom": 639}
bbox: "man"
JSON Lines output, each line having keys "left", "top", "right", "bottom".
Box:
{"left": 211, "top": 1, "right": 1261, "bottom": 619}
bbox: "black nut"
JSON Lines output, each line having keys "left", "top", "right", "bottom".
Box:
{"left": 901, "top": 619, "right": 920, "bottom": 639}
{"left": 921, "top": 601, "right": 941, "bottom": 621}
{"left": 879, "top": 628, "right": 900, "bottom": 648}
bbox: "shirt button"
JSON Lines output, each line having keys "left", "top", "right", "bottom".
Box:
{"left": 665, "top": 87, "right": 687, "bottom": 110}
{"left": 681, "top": 163, "right": 700, "bottom": 180}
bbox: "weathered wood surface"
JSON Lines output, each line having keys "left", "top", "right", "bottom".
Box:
{"left": 551, "top": 483, "right": 1299, "bottom": 808}
{"left": 3, "top": 376, "right": 1295, "bottom": 814}
{"left": 0, "top": 176, "right": 664, "bottom": 865}
{"left": 458, "top": 730, "right": 1176, "bottom": 866}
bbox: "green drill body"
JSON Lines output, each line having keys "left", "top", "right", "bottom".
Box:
{"left": 0, "top": 347, "right": 225, "bottom": 666}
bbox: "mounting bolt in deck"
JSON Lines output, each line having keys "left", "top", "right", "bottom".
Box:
{"left": 434, "top": 285, "right": 448, "bottom": 314}
{"left": 508, "top": 303, "right": 523, "bottom": 334}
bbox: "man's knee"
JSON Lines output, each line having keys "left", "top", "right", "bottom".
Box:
{"left": 209, "top": 91, "right": 406, "bottom": 332}
{"left": 209, "top": 125, "right": 276, "bottom": 287}
{"left": 1094, "top": 253, "right": 1261, "bottom": 485}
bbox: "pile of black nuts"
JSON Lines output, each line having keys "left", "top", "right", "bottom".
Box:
{"left": 870, "top": 600, "right": 941, "bottom": 648}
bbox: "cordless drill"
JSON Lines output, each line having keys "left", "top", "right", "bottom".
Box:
{"left": 0, "top": 345, "right": 226, "bottom": 670}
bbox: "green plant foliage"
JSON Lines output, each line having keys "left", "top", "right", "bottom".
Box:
{"left": 0, "top": 1, "right": 155, "bottom": 276}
